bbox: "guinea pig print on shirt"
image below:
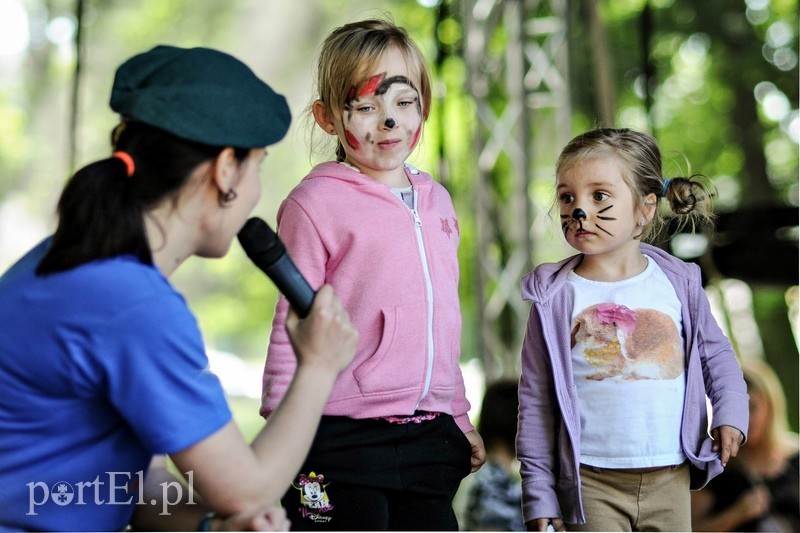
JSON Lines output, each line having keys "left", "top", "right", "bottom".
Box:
{"left": 571, "top": 303, "right": 683, "bottom": 381}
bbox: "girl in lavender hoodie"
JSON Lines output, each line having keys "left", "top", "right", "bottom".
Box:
{"left": 517, "top": 128, "right": 748, "bottom": 531}
{"left": 260, "top": 18, "right": 485, "bottom": 531}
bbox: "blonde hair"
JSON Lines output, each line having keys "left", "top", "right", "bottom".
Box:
{"left": 313, "top": 18, "right": 432, "bottom": 161}
{"left": 555, "top": 128, "right": 716, "bottom": 243}
{"left": 741, "top": 357, "right": 795, "bottom": 455}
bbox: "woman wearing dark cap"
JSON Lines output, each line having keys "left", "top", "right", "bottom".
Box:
{"left": 0, "top": 45, "right": 357, "bottom": 531}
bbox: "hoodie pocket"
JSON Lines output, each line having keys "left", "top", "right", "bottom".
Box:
{"left": 353, "top": 303, "right": 426, "bottom": 396}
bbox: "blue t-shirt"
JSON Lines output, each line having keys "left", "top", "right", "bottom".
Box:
{"left": 0, "top": 241, "right": 232, "bottom": 531}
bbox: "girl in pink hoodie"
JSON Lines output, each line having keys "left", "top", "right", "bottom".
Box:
{"left": 260, "top": 18, "right": 485, "bottom": 530}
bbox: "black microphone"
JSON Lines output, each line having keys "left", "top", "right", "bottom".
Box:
{"left": 237, "top": 217, "right": 316, "bottom": 318}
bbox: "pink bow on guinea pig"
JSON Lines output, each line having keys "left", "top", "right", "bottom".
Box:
{"left": 595, "top": 303, "right": 637, "bottom": 334}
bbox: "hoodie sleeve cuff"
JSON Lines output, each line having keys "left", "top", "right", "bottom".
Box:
{"left": 454, "top": 412, "right": 475, "bottom": 433}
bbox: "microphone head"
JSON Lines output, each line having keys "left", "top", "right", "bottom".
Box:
{"left": 237, "top": 217, "right": 285, "bottom": 267}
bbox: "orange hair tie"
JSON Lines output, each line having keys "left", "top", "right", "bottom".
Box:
{"left": 112, "top": 151, "right": 135, "bottom": 177}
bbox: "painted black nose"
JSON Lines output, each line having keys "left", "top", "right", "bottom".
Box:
{"left": 384, "top": 118, "right": 396, "bottom": 128}
{"left": 571, "top": 208, "right": 587, "bottom": 220}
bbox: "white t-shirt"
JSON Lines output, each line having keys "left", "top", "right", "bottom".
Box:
{"left": 567, "top": 256, "right": 687, "bottom": 468}
{"left": 391, "top": 185, "right": 414, "bottom": 209}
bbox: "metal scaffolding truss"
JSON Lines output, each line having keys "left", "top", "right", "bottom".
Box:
{"left": 461, "top": 0, "right": 571, "bottom": 379}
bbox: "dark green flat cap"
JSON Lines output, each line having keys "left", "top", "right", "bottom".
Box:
{"left": 110, "top": 45, "right": 291, "bottom": 148}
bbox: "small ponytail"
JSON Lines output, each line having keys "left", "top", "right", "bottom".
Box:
{"left": 660, "top": 173, "right": 716, "bottom": 236}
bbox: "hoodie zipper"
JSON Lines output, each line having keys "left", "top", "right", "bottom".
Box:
{"left": 408, "top": 188, "right": 435, "bottom": 409}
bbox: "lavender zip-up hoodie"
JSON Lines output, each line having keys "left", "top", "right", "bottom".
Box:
{"left": 516, "top": 243, "right": 748, "bottom": 525}
{"left": 260, "top": 162, "right": 473, "bottom": 432}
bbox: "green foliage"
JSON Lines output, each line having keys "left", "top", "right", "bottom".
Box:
{"left": 228, "top": 396, "right": 264, "bottom": 442}
{"left": 0, "top": 93, "right": 31, "bottom": 196}
{"left": 566, "top": 0, "right": 799, "bottom": 210}
{"left": 753, "top": 287, "right": 800, "bottom": 430}
{"left": 172, "top": 249, "right": 279, "bottom": 361}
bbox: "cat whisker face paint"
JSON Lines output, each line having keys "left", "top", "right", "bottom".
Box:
{"left": 560, "top": 205, "right": 617, "bottom": 237}
{"left": 561, "top": 208, "right": 587, "bottom": 236}
{"left": 555, "top": 156, "right": 647, "bottom": 258}
{"left": 594, "top": 205, "right": 616, "bottom": 236}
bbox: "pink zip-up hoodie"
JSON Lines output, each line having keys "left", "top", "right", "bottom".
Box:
{"left": 260, "top": 162, "right": 473, "bottom": 432}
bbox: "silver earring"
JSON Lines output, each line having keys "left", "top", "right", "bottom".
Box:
{"left": 219, "top": 188, "right": 237, "bottom": 207}
{"left": 638, "top": 218, "right": 646, "bottom": 226}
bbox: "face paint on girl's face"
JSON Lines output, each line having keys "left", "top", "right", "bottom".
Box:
{"left": 556, "top": 156, "right": 643, "bottom": 259}
{"left": 375, "top": 75, "right": 423, "bottom": 153}
{"left": 342, "top": 73, "right": 421, "bottom": 149}
{"left": 560, "top": 204, "right": 617, "bottom": 238}
{"left": 334, "top": 47, "right": 424, "bottom": 183}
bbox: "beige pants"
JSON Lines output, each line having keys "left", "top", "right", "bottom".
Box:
{"left": 567, "top": 462, "right": 691, "bottom": 532}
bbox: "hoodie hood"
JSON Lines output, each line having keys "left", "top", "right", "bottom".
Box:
{"left": 303, "top": 161, "right": 429, "bottom": 189}
{"left": 520, "top": 254, "right": 581, "bottom": 305}
{"left": 520, "top": 242, "right": 694, "bottom": 304}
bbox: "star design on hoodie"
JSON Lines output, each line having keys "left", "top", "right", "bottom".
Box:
{"left": 441, "top": 217, "right": 453, "bottom": 238}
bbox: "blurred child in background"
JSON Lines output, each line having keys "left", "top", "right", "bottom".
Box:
{"left": 465, "top": 379, "right": 525, "bottom": 531}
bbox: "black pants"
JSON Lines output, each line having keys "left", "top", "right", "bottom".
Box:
{"left": 282, "top": 413, "right": 472, "bottom": 531}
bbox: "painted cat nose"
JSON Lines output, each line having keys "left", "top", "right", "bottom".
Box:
{"left": 384, "top": 118, "right": 396, "bottom": 128}
{"left": 571, "top": 208, "right": 587, "bottom": 220}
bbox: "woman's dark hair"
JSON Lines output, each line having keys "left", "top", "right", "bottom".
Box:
{"left": 36, "top": 121, "right": 248, "bottom": 275}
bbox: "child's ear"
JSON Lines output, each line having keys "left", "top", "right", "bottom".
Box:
{"left": 312, "top": 100, "right": 337, "bottom": 136}
{"left": 643, "top": 192, "right": 658, "bottom": 221}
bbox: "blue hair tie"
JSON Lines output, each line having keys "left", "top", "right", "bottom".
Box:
{"left": 662, "top": 178, "right": 671, "bottom": 196}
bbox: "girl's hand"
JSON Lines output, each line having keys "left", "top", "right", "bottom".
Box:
{"left": 527, "top": 518, "right": 565, "bottom": 531}
{"left": 464, "top": 430, "right": 486, "bottom": 472}
{"left": 711, "top": 425, "right": 744, "bottom": 466}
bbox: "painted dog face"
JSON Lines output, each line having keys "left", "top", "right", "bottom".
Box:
{"left": 337, "top": 46, "right": 423, "bottom": 183}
